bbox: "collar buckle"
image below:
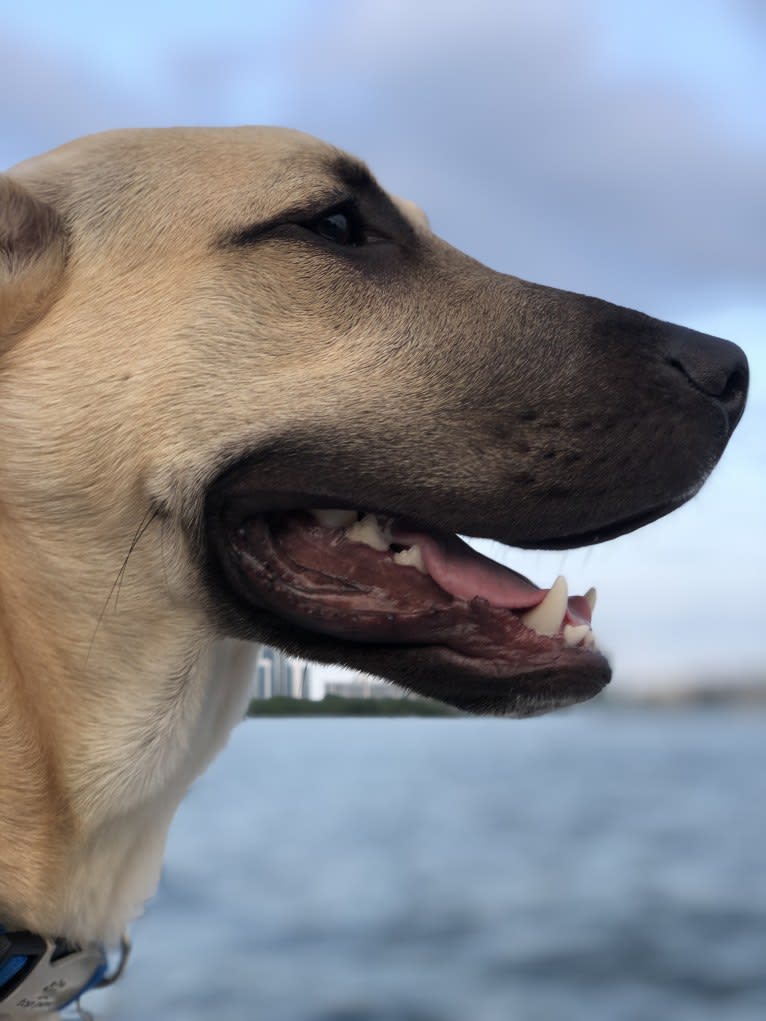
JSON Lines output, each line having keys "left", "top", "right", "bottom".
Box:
{"left": 0, "top": 932, "right": 107, "bottom": 1017}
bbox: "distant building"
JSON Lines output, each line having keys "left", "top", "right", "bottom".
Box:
{"left": 325, "top": 673, "right": 404, "bottom": 700}
{"left": 254, "top": 647, "right": 274, "bottom": 698}
{"left": 298, "top": 661, "right": 311, "bottom": 699}
{"left": 255, "top": 647, "right": 311, "bottom": 699}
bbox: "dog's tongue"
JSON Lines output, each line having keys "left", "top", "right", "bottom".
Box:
{"left": 391, "top": 524, "right": 544, "bottom": 609}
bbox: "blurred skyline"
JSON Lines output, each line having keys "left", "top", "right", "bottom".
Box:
{"left": 2, "top": 1, "right": 763, "bottom": 688}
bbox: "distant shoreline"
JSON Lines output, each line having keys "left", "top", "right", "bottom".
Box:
{"left": 247, "top": 686, "right": 766, "bottom": 718}
{"left": 602, "top": 682, "right": 766, "bottom": 709}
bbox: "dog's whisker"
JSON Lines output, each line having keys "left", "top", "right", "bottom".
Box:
{"left": 159, "top": 515, "right": 173, "bottom": 597}
{"left": 113, "top": 507, "right": 158, "bottom": 612}
{"left": 84, "top": 507, "right": 160, "bottom": 673}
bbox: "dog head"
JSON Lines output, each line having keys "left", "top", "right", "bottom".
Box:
{"left": 1, "top": 127, "right": 748, "bottom": 717}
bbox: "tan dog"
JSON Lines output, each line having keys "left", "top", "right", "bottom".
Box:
{"left": 0, "top": 128, "right": 747, "bottom": 1010}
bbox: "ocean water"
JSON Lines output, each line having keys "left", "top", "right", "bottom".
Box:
{"left": 94, "top": 709, "right": 765, "bottom": 1021}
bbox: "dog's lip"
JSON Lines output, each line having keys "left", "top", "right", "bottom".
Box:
{"left": 254, "top": 621, "right": 610, "bottom": 715}
{"left": 514, "top": 495, "right": 695, "bottom": 550}
{"left": 427, "top": 642, "right": 609, "bottom": 714}
{"left": 209, "top": 486, "right": 690, "bottom": 552}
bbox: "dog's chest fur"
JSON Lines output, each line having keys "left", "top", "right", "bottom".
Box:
{"left": 57, "top": 640, "right": 257, "bottom": 945}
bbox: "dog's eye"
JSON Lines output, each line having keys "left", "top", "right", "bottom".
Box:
{"left": 306, "top": 205, "right": 364, "bottom": 247}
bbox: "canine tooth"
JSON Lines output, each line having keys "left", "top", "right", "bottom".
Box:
{"left": 392, "top": 544, "right": 427, "bottom": 573}
{"left": 563, "top": 624, "right": 591, "bottom": 647}
{"left": 585, "top": 587, "right": 597, "bottom": 614}
{"left": 583, "top": 631, "right": 598, "bottom": 650}
{"left": 521, "top": 575, "right": 568, "bottom": 636}
{"left": 310, "top": 508, "right": 358, "bottom": 528}
{"left": 345, "top": 513, "right": 390, "bottom": 551}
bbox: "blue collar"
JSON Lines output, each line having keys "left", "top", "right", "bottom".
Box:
{"left": 0, "top": 927, "right": 129, "bottom": 1017}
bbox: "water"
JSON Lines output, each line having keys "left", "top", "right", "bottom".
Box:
{"left": 95, "top": 710, "right": 766, "bottom": 1020}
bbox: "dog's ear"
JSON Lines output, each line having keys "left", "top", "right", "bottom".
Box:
{"left": 0, "top": 175, "right": 67, "bottom": 342}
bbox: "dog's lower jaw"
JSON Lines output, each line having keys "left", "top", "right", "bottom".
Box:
{"left": 0, "top": 638, "right": 257, "bottom": 947}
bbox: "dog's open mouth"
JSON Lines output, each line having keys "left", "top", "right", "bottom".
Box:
{"left": 209, "top": 499, "right": 611, "bottom": 716}
{"left": 234, "top": 507, "right": 598, "bottom": 651}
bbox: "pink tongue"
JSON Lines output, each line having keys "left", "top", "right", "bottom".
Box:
{"left": 391, "top": 527, "right": 545, "bottom": 610}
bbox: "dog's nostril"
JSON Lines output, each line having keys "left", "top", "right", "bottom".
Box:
{"left": 718, "top": 366, "right": 749, "bottom": 431}
{"left": 665, "top": 329, "right": 749, "bottom": 432}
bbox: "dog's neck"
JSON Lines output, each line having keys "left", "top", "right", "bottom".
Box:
{"left": 67, "top": 639, "right": 256, "bottom": 946}
{"left": 0, "top": 520, "right": 256, "bottom": 946}
{"left": 0, "top": 632, "right": 255, "bottom": 947}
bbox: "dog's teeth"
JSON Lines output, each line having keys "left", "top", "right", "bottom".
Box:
{"left": 584, "top": 587, "right": 597, "bottom": 614}
{"left": 520, "top": 575, "right": 568, "bottom": 636}
{"left": 345, "top": 513, "right": 391, "bottom": 551}
{"left": 583, "top": 630, "right": 598, "bottom": 650}
{"left": 392, "top": 544, "right": 427, "bottom": 573}
{"left": 309, "top": 508, "right": 358, "bottom": 528}
{"left": 563, "top": 623, "right": 591, "bottom": 647}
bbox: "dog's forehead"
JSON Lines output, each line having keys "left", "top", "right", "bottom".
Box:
{"left": 11, "top": 126, "right": 375, "bottom": 246}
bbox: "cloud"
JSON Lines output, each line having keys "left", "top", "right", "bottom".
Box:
{"left": 4, "top": 1, "right": 764, "bottom": 314}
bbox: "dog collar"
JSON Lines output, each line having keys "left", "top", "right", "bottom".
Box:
{"left": 0, "top": 928, "right": 129, "bottom": 1018}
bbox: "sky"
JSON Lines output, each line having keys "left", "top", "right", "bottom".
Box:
{"left": 2, "top": 0, "right": 763, "bottom": 691}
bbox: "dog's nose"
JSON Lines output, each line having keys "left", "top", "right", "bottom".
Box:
{"left": 665, "top": 326, "right": 749, "bottom": 432}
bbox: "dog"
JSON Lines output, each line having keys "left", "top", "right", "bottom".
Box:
{"left": 0, "top": 127, "right": 748, "bottom": 1015}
